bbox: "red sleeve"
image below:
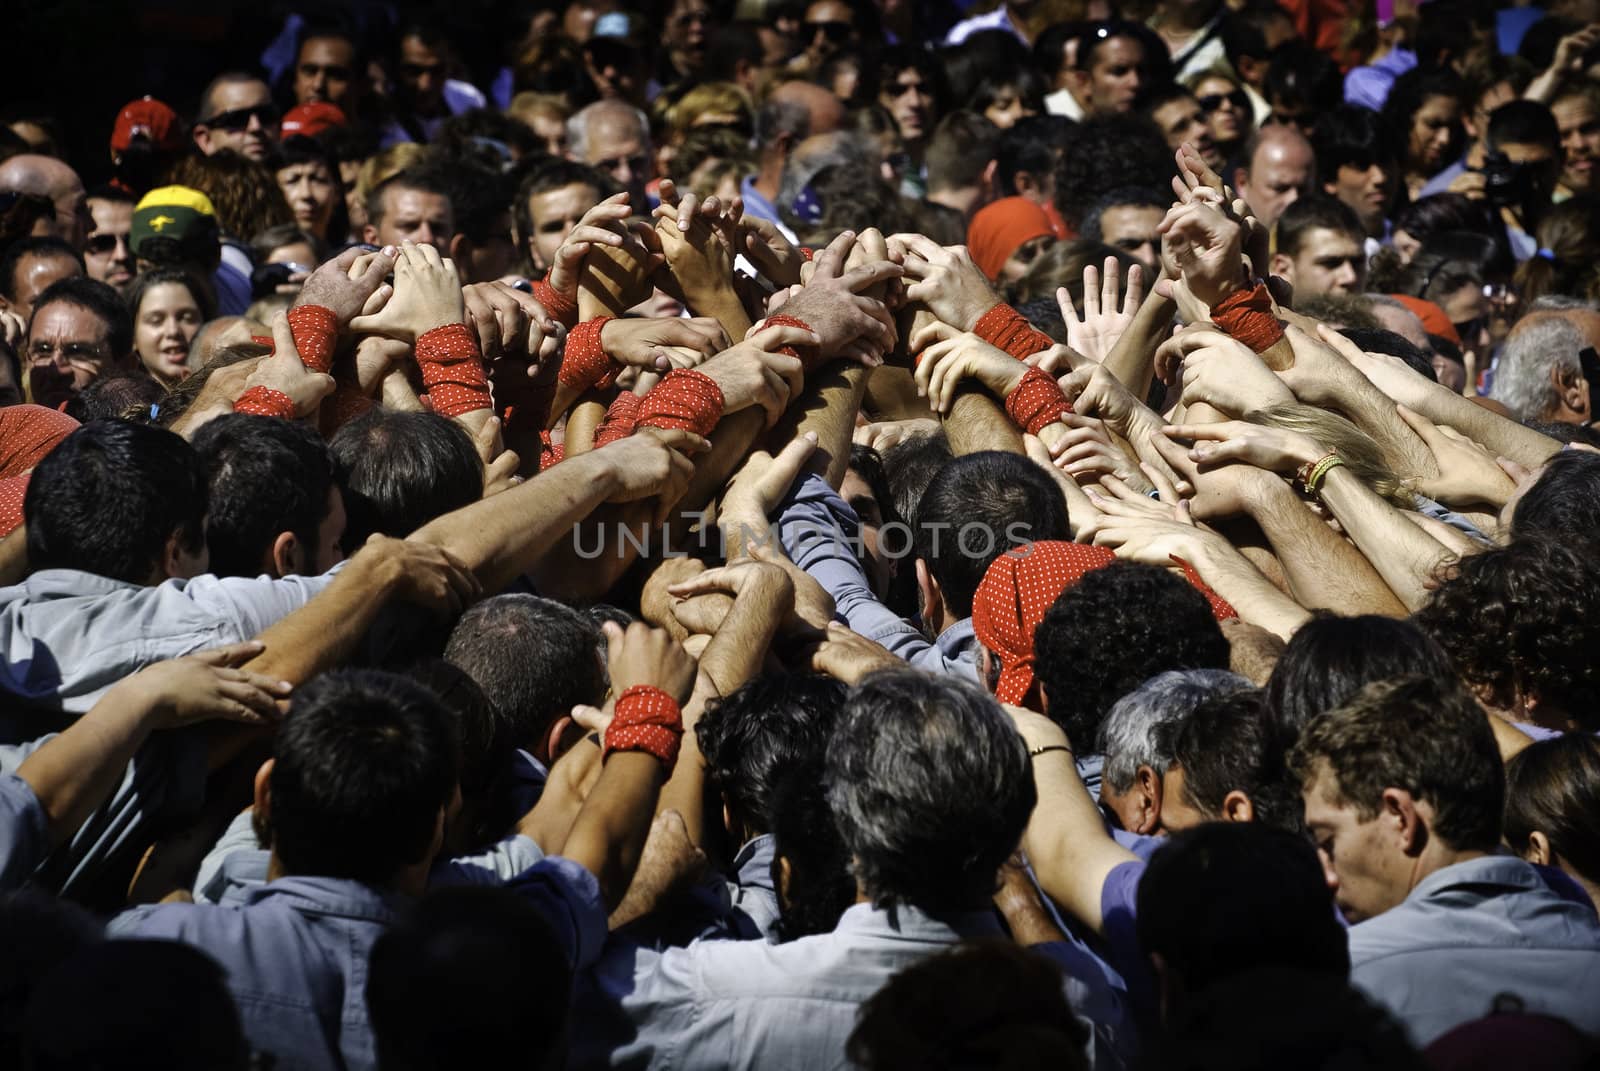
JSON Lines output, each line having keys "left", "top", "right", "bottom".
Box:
{"left": 1211, "top": 283, "right": 1284, "bottom": 354}
{"left": 286, "top": 305, "right": 339, "bottom": 374}
{"left": 415, "top": 323, "right": 492, "bottom": 418}
{"left": 593, "top": 391, "right": 644, "bottom": 448}
{"left": 973, "top": 303, "right": 1055, "bottom": 361}
{"left": 559, "top": 317, "right": 619, "bottom": 392}
{"left": 232, "top": 386, "right": 296, "bottom": 420}
{"left": 531, "top": 278, "right": 578, "bottom": 329}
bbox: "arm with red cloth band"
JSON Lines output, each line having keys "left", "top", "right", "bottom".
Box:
{"left": 1210, "top": 282, "right": 1285, "bottom": 355}
{"left": 232, "top": 386, "right": 296, "bottom": 420}
{"left": 1004, "top": 365, "right": 1075, "bottom": 436}
{"left": 559, "top": 316, "right": 620, "bottom": 392}
{"left": 415, "top": 322, "right": 493, "bottom": 419}
{"left": 593, "top": 390, "right": 644, "bottom": 449}
{"left": 602, "top": 685, "right": 684, "bottom": 768}
{"left": 759, "top": 314, "right": 825, "bottom": 372}
{"left": 974, "top": 302, "right": 1057, "bottom": 362}
{"left": 531, "top": 278, "right": 579, "bottom": 329}
{"left": 636, "top": 369, "right": 725, "bottom": 438}
{"left": 285, "top": 305, "right": 339, "bottom": 374}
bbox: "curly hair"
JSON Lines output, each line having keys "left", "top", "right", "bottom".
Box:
{"left": 1034, "top": 561, "right": 1231, "bottom": 747}
{"left": 1414, "top": 537, "right": 1600, "bottom": 731}
{"left": 165, "top": 150, "right": 293, "bottom": 241}
{"left": 1052, "top": 115, "right": 1175, "bottom": 232}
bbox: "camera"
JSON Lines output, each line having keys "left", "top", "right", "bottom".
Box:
{"left": 1479, "top": 151, "right": 1532, "bottom": 209}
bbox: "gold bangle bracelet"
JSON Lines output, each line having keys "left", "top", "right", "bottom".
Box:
{"left": 1029, "top": 744, "right": 1075, "bottom": 760}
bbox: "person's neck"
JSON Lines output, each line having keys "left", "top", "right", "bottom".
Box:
{"left": 1407, "top": 843, "right": 1491, "bottom": 898}
{"left": 753, "top": 156, "right": 785, "bottom": 201}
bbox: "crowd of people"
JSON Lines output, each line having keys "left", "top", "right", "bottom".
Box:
{"left": 3, "top": 0, "right": 1600, "bottom": 1067}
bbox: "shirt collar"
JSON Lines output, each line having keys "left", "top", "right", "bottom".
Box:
{"left": 1406, "top": 855, "right": 1543, "bottom": 903}
{"left": 243, "top": 874, "right": 405, "bottom": 922}
{"left": 834, "top": 900, "right": 1003, "bottom": 941}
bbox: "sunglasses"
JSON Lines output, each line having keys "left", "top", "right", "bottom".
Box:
{"left": 805, "top": 20, "right": 853, "bottom": 43}
{"left": 1198, "top": 90, "right": 1249, "bottom": 113}
{"left": 85, "top": 232, "right": 128, "bottom": 255}
{"left": 203, "top": 104, "right": 279, "bottom": 132}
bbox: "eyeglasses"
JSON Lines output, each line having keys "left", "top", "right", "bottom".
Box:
{"left": 203, "top": 104, "right": 279, "bottom": 131}
{"left": 85, "top": 232, "right": 129, "bottom": 255}
{"left": 1198, "top": 90, "right": 1249, "bottom": 114}
{"left": 805, "top": 20, "right": 853, "bottom": 43}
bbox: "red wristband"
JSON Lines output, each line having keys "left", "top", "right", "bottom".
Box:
{"left": 531, "top": 278, "right": 578, "bottom": 328}
{"left": 416, "top": 322, "right": 492, "bottom": 418}
{"left": 603, "top": 685, "right": 684, "bottom": 767}
{"left": 1004, "top": 366, "right": 1074, "bottom": 436}
{"left": 760, "top": 313, "right": 825, "bottom": 372}
{"left": 974, "top": 303, "right": 1055, "bottom": 362}
{"left": 233, "top": 386, "right": 296, "bottom": 420}
{"left": 637, "top": 369, "right": 725, "bottom": 438}
{"left": 560, "top": 317, "right": 619, "bottom": 392}
{"left": 286, "top": 305, "right": 339, "bottom": 374}
{"left": 1211, "top": 283, "right": 1284, "bottom": 354}
{"left": 594, "top": 390, "right": 643, "bottom": 448}
{"left": 539, "top": 429, "right": 565, "bottom": 471}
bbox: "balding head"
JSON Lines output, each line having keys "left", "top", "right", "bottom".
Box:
{"left": 769, "top": 81, "right": 845, "bottom": 138}
{"left": 569, "top": 101, "right": 652, "bottom": 208}
{"left": 1236, "top": 126, "right": 1315, "bottom": 229}
{"left": 0, "top": 155, "right": 88, "bottom": 250}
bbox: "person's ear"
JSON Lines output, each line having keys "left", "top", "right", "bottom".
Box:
{"left": 1555, "top": 364, "right": 1590, "bottom": 419}
{"left": 362, "top": 223, "right": 379, "bottom": 245}
{"left": 1524, "top": 830, "right": 1554, "bottom": 867}
{"left": 1269, "top": 252, "right": 1293, "bottom": 282}
{"left": 1014, "top": 169, "right": 1040, "bottom": 198}
{"left": 541, "top": 713, "right": 576, "bottom": 765}
{"left": 161, "top": 529, "right": 204, "bottom": 581}
{"left": 1382, "top": 786, "right": 1425, "bottom": 856}
{"left": 269, "top": 530, "right": 302, "bottom": 578}
{"left": 915, "top": 558, "right": 943, "bottom": 631}
{"left": 1220, "top": 789, "right": 1256, "bottom": 824}
{"left": 193, "top": 125, "right": 213, "bottom": 155}
{"left": 1135, "top": 765, "right": 1164, "bottom": 835}
{"left": 448, "top": 232, "right": 471, "bottom": 267}
{"left": 980, "top": 158, "right": 999, "bottom": 200}
{"left": 1236, "top": 56, "right": 1266, "bottom": 86}
{"left": 1066, "top": 67, "right": 1091, "bottom": 100}
{"left": 776, "top": 854, "right": 794, "bottom": 906}
{"left": 1232, "top": 166, "right": 1249, "bottom": 193}
{"left": 253, "top": 758, "right": 275, "bottom": 823}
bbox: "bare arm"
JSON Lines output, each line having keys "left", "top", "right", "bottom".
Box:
{"left": 1316, "top": 465, "right": 1457, "bottom": 612}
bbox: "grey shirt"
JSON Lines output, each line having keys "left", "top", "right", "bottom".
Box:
{"left": 575, "top": 902, "right": 1131, "bottom": 1070}
{"left": 1350, "top": 855, "right": 1600, "bottom": 1046}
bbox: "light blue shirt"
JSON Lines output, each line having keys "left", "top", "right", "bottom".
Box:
{"left": 779, "top": 474, "right": 978, "bottom": 680}
{"left": 112, "top": 857, "right": 605, "bottom": 1071}
{"left": 0, "top": 770, "right": 47, "bottom": 889}
{"left": 1349, "top": 855, "right": 1600, "bottom": 1046}
{"left": 575, "top": 901, "right": 1132, "bottom": 1070}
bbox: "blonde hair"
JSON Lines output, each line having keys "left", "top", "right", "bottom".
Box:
{"left": 663, "top": 82, "right": 753, "bottom": 137}
{"left": 508, "top": 91, "right": 569, "bottom": 130}
{"left": 353, "top": 144, "right": 427, "bottom": 216}
{"left": 1247, "top": 403, "right": 1414, "bottom": 507}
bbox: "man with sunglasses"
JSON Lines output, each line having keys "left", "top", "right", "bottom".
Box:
{"left": 83, "top": 186, "right": 136, "bottom": 293}
{"left": 192, "top": 73, "right": 279, "bottom": 162}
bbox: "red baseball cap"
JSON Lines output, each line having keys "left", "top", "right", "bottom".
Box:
{"left": 110, "top": 97, "right": 182, "bottom": 154}
{"left": 281, "top": 102, "right": 347, "bottom": 140}
{"left": 1389, "top": 294, "right": 1461, "bottom": 347}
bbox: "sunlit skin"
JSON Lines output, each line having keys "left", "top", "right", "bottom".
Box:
{"left": 196, "top": 80, "right": 276, "bottom": 160}
{"left": 1237, "top": 130, "right": 1314, "bottom": 228}
{"left": 364, "top": 187, "right": 452, "bottom": 249}
{"left": 276, "top": 160, "right": 338, "bottom": 241}
{"left": 1193, "top": 75, "right": 1249, "bottom": 146}
{"left": 1097, "top": 204, "right": 1164, "bottom": 273}
{"left": 134, "top": 282, "right": 203, "bottom": 387}
{"left": 1405, "top": 94, "right": 1462, "bottom": 195}
{"left": 4, "top": 253, "right": 82, "bottom": 322}
{"left": 85, "top": 199, "right": 135, "bottom": 289}
{"left": 526, "top": 182, "right": 602, "bottom": 271}
{"left": 1553, "top": 94, "right": 1600, "bottom": 195}
{"left": 1151, "top": 95, "right": 1217, "bottom": 170}
{"left": 27, "top": 301, "right": 119, "bottom": 394}
{"left": 1274, "top": 227, "right": 1367, "bottom": 298}
{"left": 1077, "top": 36, "right": 1145, "bottom": 115}
{"left": 1326, "top": 158, "right": 1395, "bottom": 237}
{"left": 881, "top": 68, "right": 935, "bottom": 145}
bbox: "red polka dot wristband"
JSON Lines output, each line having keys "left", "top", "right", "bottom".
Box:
{"left": 233, "top": 386, "right": 296, "bottom": 420}
{"left": 286, "top": 305, "right": 339, "bottom": 374}
{"left": 416, "top": 322, "right": 492, "bottom": 418}
{"left": 559, "top": 316, "right": 619, "bottom": 392}
{"left": 1211, "top": 283, "right": 1284, "bottom": 354}
{"left": 974, "top": 302, "right": 1056, "bottom": 362}
{"left": 603, "top": 685, "right": 684, "bottom": 768}
{"left": 637, "top": 369, "right": 725, "bottom": 438}
{"left": 1005, "top": 366, "right": 1075, "bottom": 436}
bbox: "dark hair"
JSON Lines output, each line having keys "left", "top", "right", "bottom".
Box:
{"left": 63, "top": 373, "right": 163, "bottom": 424}
{"left": 769, "top": 760, "right": 856, "bottom": 942}
{"left": 25, "top": 421, "right": 205, "bottom": 583}
{"left": 1290, "top": 675, "right": 1505, "bottom": 853}
{"left": 881, "top": 431, "right": 951, "bottom": 532}
{"left": 847, "top": 940, "right": 1091, "bottom": 1071}
{"left": 924, "top": 111, "right": 1001, "bottom": 195}
{"left": 408, "top": 659, "right": 515, "bottom": 854}
{"left": 444, "top": 594, "right": 606, "bottom": 755}
{"left": 442, "top": 159, "right": 514, "bottom": 246}
{"left": 969, "top": 67, "right": 1047, "bottom": 121}
{"left": 1504, "top": 735, "right": 1600, "bottom": 891}
{"left": 0, "top": 890, "right": 104, "bottom": 1067}
{"left": 22, "top": 941, "right": 247, "bottom": 1071}
{"left": 368, "top": 887, "right": 570, "bottom": 1071}
{"left": 1138, "top": 824, "right": 1349, "bottom": 1001}
{"left": 942, "top": 29, "right": 1031, "bottom": 105}
{"left": 1313, "top": 105, "right": 1394, "bottom": 183}
{"left": 1152, "top": 967, "right": 1426, "bottom": 1070}
{"left": 0, "top": 236, "right": 81, "bottom": 302}
{"left": 436, "top": 109, "right": 541, "bottom": 170}
{"left": 1080, "top": 185, "right": 1169, "bottom": 243}
{"left": 872, "top": 44, "right": 950, "bottom": 117}
{"left": 913, "top": 451, "right": 1069, "bottom": 619}
{"left": 1264, "top": 614, "right": 1457, "bottom": 734}
{"left": 329, "top": 408, "right": 481, "bottom": 549}
{"left": 1391, "top": 192, "right": 1495, "bottom": 246}
{"left": 826, "top": 669, "right": 1034, "bottom": 914}
{"left": 266, "top": 669, "right": 459, "bottom": 884}
{"left": 1264, "top": 43, "right": 1341, "bottom": 114}
{"left": 192, "top": 414, "right": 336, "bottom": 578}
{"left": 1053, "top": 115, "right": 1175, "bottom": 231}
{"left": 30, "top": 276, "right": 132, "bottom": 361}
{"left": 996, "top": 114, "right": 1074, "bottom": 197}
{"left": 1486, "top": 99, "right": 1560, "bottom": 154}
{"left": 251, "top": 222, "right": 322, "bottom": 264}
{"left": 1337, "top": 327, "right": 1438, "bottom": 382}
{"left": 1394, "top": 230, "right": 1510, "bottom": 304}
{"left": 1034, "top": 562, "right": 1229, "bottom": 747}
{"left": 1510, "top": 449, "right": 1600, "bottom": 546}
{"left": 697, "top": 673, "right": 846, "bottom": 839}
{"left": 1275, "top": 194, "right": 1365, "bottom": 258}
{"left": 1163, "top": 690, "right": 1299, "bottom": 831}
{"left": 702, "top": 23, "right": 764, "bottom": 84}
{"left": 123, "top": 266, "right": 216, "bottom": 327}
{"left": 1222, "top": 5, "right": 1294, "bottom": 67}
{"left": 1416, "top": 537, "right": 1600, "bottom": 731}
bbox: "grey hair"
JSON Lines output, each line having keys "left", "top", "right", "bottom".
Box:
{"left": 825, "top": 668, "right": 1034, "bottom": 915}
{"left": 1528, "top": 294, "right": 1600, "bottom": 313}
{"left": 755, "top": 97, "right": 811, "bottom": 148}
{"left": 1097, "top": 669, "right": 1254, "bottom": 793}
{"left": 776, "top": 131, "right": 876, "bottom": 215}
{"left": 1488, "top": 316, "right": 1586, "bottom": 422}
{"left": 566, "top": 101, "right": 652, "bottom": 162}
